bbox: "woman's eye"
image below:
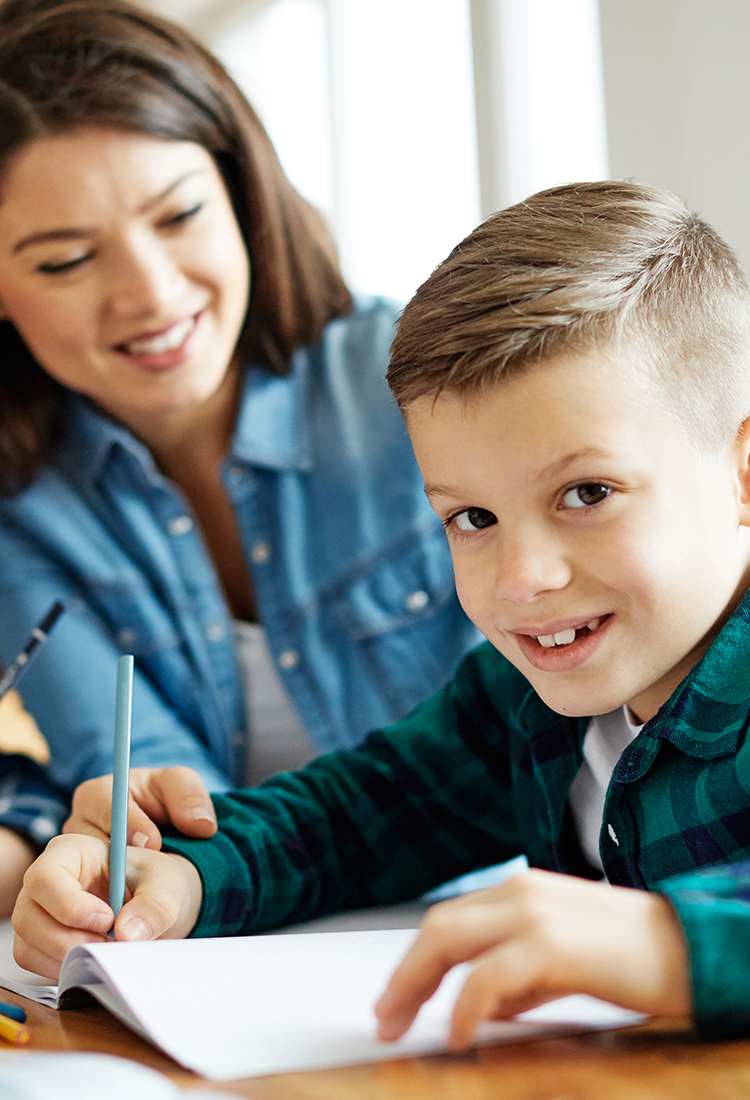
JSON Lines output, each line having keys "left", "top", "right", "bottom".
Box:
{"left": 452, "top": 507, "right": 497, "bottom": 531}
{"left": 562, "top": 483, "right": 612, "bottom": 509}
{"left": 162, "top": 203, "right": 203, "bottom": 228}
{"left": 37, "top": 254, "right": 92, "bottom": 274}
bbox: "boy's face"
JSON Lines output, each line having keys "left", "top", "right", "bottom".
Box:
{"left": 406, "top": 349, "right": 750, "bottom": 722}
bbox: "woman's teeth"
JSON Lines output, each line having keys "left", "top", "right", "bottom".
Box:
{"left": 536, "top": 618, "right": 601, "bottom": 649}
{"left": 122, "top": 316, "right": 195, "bottom": 355}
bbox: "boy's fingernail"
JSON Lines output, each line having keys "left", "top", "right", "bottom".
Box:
{"left": 121, "top": 918, "right": 151, "bottom": 942}
{"left": 189, "top": 808, "right": 215, "bottom": 823}
{"left": 132, "top": 831, "right": 149, "bottom": 848}
{"left": 377, "top": 1013, "right": 411, "bottom": 1042}
{"left": 85, "top": 912, "right": 112, "bottom": 935}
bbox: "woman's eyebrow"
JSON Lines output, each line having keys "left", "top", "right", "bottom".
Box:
{"left": 13, "top": 227, "right": 93, "bottom": 253}
{"left": 12, "top": 170, "right": 207, "bottom": 253}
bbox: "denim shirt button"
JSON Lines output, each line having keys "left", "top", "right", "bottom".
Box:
{"left": 251, "top": 542, "right": 271, "bottom": 564}
{"left": 278, "top": 648, "right": 299, "bottom": 671}
{"left": 405, "top": 589, "right": 429, "bottom": 613}
{"left": 168, "top": 515, "right": 193, "bottom": 536}
{"left": 117, "top": 628, "right": 137, "bottom": 647}
{"left": 207, "top": 622, "right": 226, "bottom": 641}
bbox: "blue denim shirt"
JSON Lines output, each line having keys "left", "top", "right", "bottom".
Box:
{"left": 0, "top": 297, "right": 479, "bottom": 812}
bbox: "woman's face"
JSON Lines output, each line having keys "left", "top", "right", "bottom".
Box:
{"left": 0, "top": 127, "right": 250, "bottom": 435}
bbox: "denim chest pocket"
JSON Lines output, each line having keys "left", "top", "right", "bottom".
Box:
{"left": 84, "top": 575, "right": 183, "bottom": 657}
{"left": 328, "top": 526, "right": 478, "bottom": 723}
{"left": 332, "top": 527, "right": 458, "bottom": 641}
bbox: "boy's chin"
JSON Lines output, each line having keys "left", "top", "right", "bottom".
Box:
{"left": 526, "top": 678, "right": 635, "bottom": 720}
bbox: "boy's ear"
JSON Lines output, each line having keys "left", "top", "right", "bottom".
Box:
{"left": 737, "top": 415, "right": 750, "bottom": 524}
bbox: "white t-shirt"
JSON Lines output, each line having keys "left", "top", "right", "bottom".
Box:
{"left": 569, "top": 706, "right": 644, "bottom": 876}
{"left": 234, "top": 621, "right": 317, "bottom": 787}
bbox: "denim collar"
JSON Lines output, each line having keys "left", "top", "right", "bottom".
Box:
{"left": 230, "top": 349, "right": 312, "bottom": 472}
{"left": 59, "top": 354, "right": 313, "bottom": 490}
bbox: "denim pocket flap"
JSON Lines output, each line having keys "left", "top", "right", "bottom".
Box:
{"left": 333, "top": 527, "right": 457, "bottom": 641}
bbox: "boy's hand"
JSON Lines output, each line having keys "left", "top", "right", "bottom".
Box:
{"left": 12, "top": 833, "right": 203, "bottom": 979}
{"left": 63, "top": 766, "right": 218, "bottom": 850}
{"left": 375, "top": 869, "right": 691, "bottom": 1050}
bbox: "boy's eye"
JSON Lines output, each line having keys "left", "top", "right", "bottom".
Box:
{"left": 453, "top": 507, "right": 497, "bottom": 531}
{"left": 562, "top": 483, "right": 612, "bottom": 509}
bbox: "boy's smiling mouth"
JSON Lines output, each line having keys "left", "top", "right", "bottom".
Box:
{"left": 536, "top": 617, "right": 602, "bottom": 648}
{"left": 512, "top": 614, "right": 613, "bottom": 672}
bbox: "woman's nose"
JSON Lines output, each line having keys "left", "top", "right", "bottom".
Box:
{"left": 107, "top": 236, "right": 187, "bottom": 317}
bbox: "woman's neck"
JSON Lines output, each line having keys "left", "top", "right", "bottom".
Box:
{"left": 134, "top": 361, "right": 241, "bottom": 484}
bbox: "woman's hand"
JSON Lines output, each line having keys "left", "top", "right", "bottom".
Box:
{"left": 63, "top": 766, "right": 217, "bottom": 850}
{"left": 0, "top": 827, "right": 36, "bottom": 916}
{"left": 12, "top": 833, "right": 203, "bottom": 979}
{"left": 375, "top": 869, "right": 691, "bottom": 1050}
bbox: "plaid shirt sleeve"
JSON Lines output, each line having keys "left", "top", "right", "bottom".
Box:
{"left": 162, "top": 643, "right": 529, "bottom": 937}
{"left": 659, "top": 861, "right": 750, "bottom": 1040}
{"left": 0, "top": 753, "right": 69, "bottom": 849}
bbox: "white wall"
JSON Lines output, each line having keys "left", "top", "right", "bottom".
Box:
{"left": 600, "top": 0, "right": 750, "bottom": 272}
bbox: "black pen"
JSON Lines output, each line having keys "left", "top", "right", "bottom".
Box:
{"left": 0, "top": 600, "right": 65, "bottom": 702}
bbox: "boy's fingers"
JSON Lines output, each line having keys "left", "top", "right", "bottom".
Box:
{"left": 146, "top": 767, "right": 217, "bottom": 838}
{"left": 447, "top": 945, "right": 550, "bottom": 1050}
{"left": 64, "top": 766, "right": 216, "bottom": 847}
{"left": 376, "top": 893, "right": 519, "bottom": 1040}
{"left": 13, "top": 897, "right": 110, "bottom": 979}
{"left": 64, "top": 775, "right": 161, "bottom": 848}
{"left": 17, "top": 835, "right": 113, "bottom": 933}
{"left": 113, "top": 851, "right": 203, "bottom": 943}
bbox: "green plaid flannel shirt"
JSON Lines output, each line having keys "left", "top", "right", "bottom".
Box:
{"left": 164, "top": 590, "right": 750, "bottom": 1039}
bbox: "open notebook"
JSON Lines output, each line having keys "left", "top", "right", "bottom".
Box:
{"left": 0, "top": 927, "right": 644, "bottom": 1080}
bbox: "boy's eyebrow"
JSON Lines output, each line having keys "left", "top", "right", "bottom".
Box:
{"left": 423, "top": 448, "right": 615, "bottom": 502}
{"left": 12, "top": 170, "right": 206, "bottom": 253}
{"left": 536, "top": 447, "right": 614, "bottom": 482}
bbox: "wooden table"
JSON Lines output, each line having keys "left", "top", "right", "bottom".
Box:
{"left": 5, "top": 989, "right": 750, "bottom": 1099}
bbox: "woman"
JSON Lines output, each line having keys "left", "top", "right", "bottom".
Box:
{"left": 0, "top": 0, "right": 478, "bottom": 859}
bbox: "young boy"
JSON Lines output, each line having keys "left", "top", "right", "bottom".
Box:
{"left": 13, "top": 181, "right": 750, "bottom": 1044}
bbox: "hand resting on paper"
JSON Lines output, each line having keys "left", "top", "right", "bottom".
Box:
{"left": 12, "top": 834, "right": 202, "bottom": 979}
{"left": 375, "top": 869, "right": 692, "bottom": 1050}
{"left": 63, "top": 766, "right": 217, "bottom": 850}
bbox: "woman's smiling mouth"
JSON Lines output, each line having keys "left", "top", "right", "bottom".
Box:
{"left": 114, "top": 312, "right": 203, "bottom": 373}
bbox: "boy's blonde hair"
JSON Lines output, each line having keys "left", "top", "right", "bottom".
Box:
{"left": 388, "top": 181, "right": 750, "bottom": 452}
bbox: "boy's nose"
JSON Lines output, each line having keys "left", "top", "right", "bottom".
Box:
{"left": 492, "top": 529, "right": 571, "bottom": 603}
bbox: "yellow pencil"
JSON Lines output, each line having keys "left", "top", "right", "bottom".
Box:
{"left": 0, "top": 1010, "right": 31, "bottom": 1045}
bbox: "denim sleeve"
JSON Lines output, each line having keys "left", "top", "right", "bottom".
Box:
{"left": 0, "top": 753, "right": 69, "bottom": 849}
{"left": 0, "top": 573, "right": 231, "bottom": 795}
{"left": 658, "top": 861, "right": 750, "bottom": 1039}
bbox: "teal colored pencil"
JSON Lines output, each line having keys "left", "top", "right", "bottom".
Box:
{"left": 108, "top": 654, "right": 133, "bottom": 920}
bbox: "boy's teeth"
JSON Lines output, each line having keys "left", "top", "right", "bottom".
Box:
{"left": 124, "top": 316, "right": 195, "bottom": 355}
{"left": 536, "top": 621, "right": 601, "bottom": 648}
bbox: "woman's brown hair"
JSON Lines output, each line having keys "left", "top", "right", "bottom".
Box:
{"left": 0, "top": 0, "right": 351, "bottom": 491}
